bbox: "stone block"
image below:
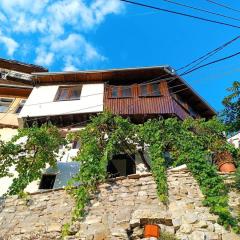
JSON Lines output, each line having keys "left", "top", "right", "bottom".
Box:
{"left": 182, "top": 213, "right": 198, "bottom": 224}
{"left": 179, "top": 224, "right": 192, "bottom": 234}
{"left": 222, "top": 233, "right": 240, "bottom": 240}
{"left": 47, "top": 223, "right": 62, "bottom": 232}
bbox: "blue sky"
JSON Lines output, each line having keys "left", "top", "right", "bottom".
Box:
{"left": 0, "top": 0, "right": 240, "bottom": 112}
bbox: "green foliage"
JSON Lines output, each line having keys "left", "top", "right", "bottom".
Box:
{"left": 1, "top": 112, "right": 239, "bottom": 232}
{"left": 68, "top": 113, "right": 239, "bottom": 232}
{"left": 0, "top": 123, "right": 65, "bottom": 195}
{"left": 69, "top": 112, "right": 137, "bottom": 219}
{"left": 222, "top": 81, "right": 240, "bottom": 132}
{"left": 61, "top": 223, "right": 70, "bottom": 238}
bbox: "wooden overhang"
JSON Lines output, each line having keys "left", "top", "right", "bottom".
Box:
{"left": 0, "top": 79, "right": 33, "bottom": 97}
{"left": 32, "top": 66, "right": 216, "bottom": 119}
{"left": 0, "top": 58, "right": 47, "bottom": 74}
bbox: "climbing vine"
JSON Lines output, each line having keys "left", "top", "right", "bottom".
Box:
{"left": 68, "top": 112, "right": 138, "bottom": 219}
{"left": 0, "top": 123, "right": 65, "bottom": 195}
{"left": 0, "top": 112, "right": 239, "bottom": 232}
{"left": 68, "top": 113, "right": 240, "bottom": 232}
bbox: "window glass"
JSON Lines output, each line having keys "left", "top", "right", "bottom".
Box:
{"left": 112, "top": 86, "right": 118, "bottom": 98}
{"left": 56, "top": 86, "right": 82, "bottom": 101}
{"left": 122, "top": 86, "right": 132, "bottom": 97}
{"left": 0, "top": 98, "right": 13, "bottom": 113}
{"left": 140, "top": 84, "right": 148, "bottom": 96}
{"left": 70, "top": 87, "right": 82, "bottom": 100}
{"left": 151, "top": 83, "right": 161, "bottom": 96}
{"left": 15, "top": 99, "right": 26, "bottom": 114}
{"left": 57, "top": 88, "right": 69, "bottom": 101}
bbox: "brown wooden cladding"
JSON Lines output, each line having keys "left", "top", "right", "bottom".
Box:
{"left": 172, "top": 98, "right": 190, "bottom": 120}
{"left": 104, "top": 82, "right": 191, "bottom": 120}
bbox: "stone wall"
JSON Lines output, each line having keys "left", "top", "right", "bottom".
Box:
{"left": 64, "top": 167, "right": 240, "bottom": 240}
{"left": 0, "top": 189, "right": 74, "bottom": 240}
{"left": 0, "top": 166, "right": 239, "bottom": 240}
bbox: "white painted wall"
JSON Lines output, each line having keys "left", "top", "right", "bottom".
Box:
{"left": 19, "top": 83, "right": 104, "bottom": 118}
{"left": 0, "top": 128, "right": 18, "bottom": 142}
{"left": 0, "top": 127, "right": 82, "bottom": 196}
{"left": 228, "top": 133, "right": 240, "bottom": 148}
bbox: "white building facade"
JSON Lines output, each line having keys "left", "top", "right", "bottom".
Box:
{"left": 19, "top": 83, "right": 104, "bottom": 119}
{"left": 228, "top": 132, "right": 240, "bottom": 148}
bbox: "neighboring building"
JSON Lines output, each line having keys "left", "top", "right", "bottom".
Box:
{"left": 17, "top": 66, "right": 215, "bottom": 192}
{"left": 228, "top": 132, "right": 240, "bottom": 148}
{"left": 0, "top": 58, "right": 47, "bottom": 196}
{"left": 0, "top": 58, "right": 47, "bottom": 141}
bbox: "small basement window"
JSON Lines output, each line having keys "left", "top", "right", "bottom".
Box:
{"left": 39, "top": 174, "right": 56, "bottom": 189}
{"left": 55, "top": 86, "right": 82, "bottom": 101}
{"left": 107, "top": 154, "right": 136, "bottom": 177}
{"left": 0, "top": 98, "right": 14, "bottom": 113}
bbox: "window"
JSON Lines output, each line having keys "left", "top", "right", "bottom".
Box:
{"left": 151, "top": 83, "right": 161, "bottom": 96}
{"left": 55, "top": 86, "right": 82, "bottom": 101}
{"left": 122, "top": 86, "right": 132, "bottom": 97}
{"left": 107, "top": 154, "right": 136, "bottom": 177}
{"left": 39, "top": 174, "right": 56, "bottom": 189}
{"left": 15, "top": 99, "right": 26, "bottom": 114}
{"left": 0, "top": 98, "right": 14, "bottom": 113}
{"left": 139, "top": 83, "right": 161, "bottom": 97}
{"left": 140, "top": 85, "right": 148, "bottom": 96}
{"left": 110, "top": 86, "right": 132, "bottom": 98}
{"left": 111, "top": 86, "right": 118, "bottom": 98}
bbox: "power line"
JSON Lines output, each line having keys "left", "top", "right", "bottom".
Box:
{"left": 181, "top": 50, "right": 240, "bottom": 76}
{"left": 163, "top": 0, "right": 240, "bottom": 22}
{"left": 206, "top": 0, "right": 240, "bottom": 14}
{"left": 177, "top": 35, "right": 240, "bottom": 71}
{"left": 119, "top": 0, "right": 240, "bottom": 29}
{"left": 16, "top": 35, "right": 240, "bottom": 110}
{"left": 178, "top": 35, "right": 240, "bottom": 75}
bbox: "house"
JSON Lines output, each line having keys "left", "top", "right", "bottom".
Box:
{"left": 0, "top": 58, "right": 47, "bottom": 196}
{"left": 17, "top": 66, "right": 215, "bottom": 192}
{"left": 228, "top": 132, "right": 240, "bottom": 148}
{"left": 0, "top": 58, "right": 47, "bottom": 141}
{"left": 20, "top": 66, "right": 215, "bottom": 127}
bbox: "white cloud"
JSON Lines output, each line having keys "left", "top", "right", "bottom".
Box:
{"left": 0, "top": 0, "right": 124, "bottom": 68}
{"left": 35, "top": 48, "right": 54, "bottom": 66}
{"left": 0, "top": 33, "right": 19, "bottom": 56}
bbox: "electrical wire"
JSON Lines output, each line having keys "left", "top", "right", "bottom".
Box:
{"left": 163, "top": 0, "right": 240, "bottom": 22}
{"left": 119, "top": 0, "right": 240, "bottom": 29}
{"left": 181, "top": 50, "right": 240, "bottom": 76}
{"left": 206, "top": 0, "right": 240, "bottom": 14}
{"left": 17, "top": 33, "right": 240, "bottom": 109}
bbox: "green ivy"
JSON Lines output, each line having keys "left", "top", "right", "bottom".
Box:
{"left": 0, "top": 112, "right": 239, "bottom": 232}
{"left": 0, "top": 123, "right": 65, "bottom": 196}
{"left": 68, "top": 113, "right": 239, "bottom": 232}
